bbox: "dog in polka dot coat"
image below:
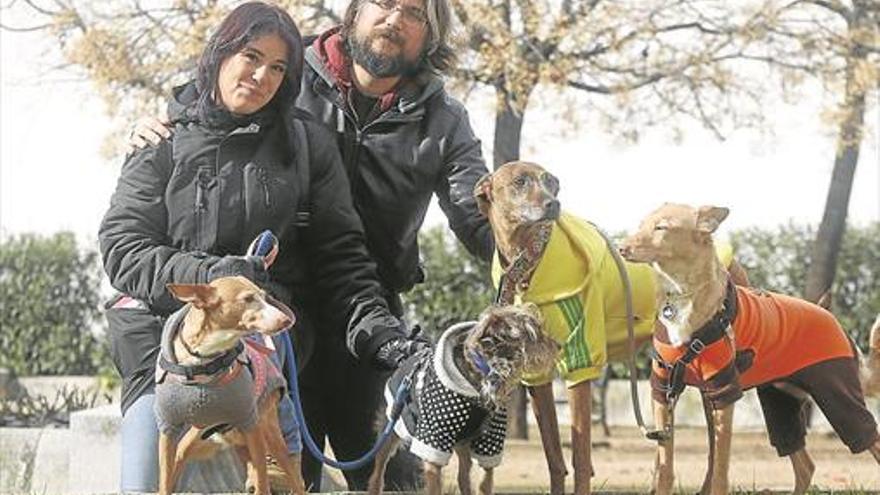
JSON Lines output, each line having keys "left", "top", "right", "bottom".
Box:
{"left": 368, "top": 304, "right": 559, "bottom": 495}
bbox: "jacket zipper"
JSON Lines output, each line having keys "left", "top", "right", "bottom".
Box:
{"left": 258, "top": 167, "right": 272, "bottom": 210}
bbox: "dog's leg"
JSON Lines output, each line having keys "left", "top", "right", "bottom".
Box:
{"left": 869, "top": 438, "right": 880, "bottom": 463}
{"left": 454, "top": 445, "right": 473, "bottom": 495}
{"left": 787, "top": 448, "right": 815, "bottom": 494}
{"left": 568, "top": 380, "right": 593, "bottom": 495}
{"left": 423, "top": 461, "right": 443, "bottom": 495}
{"left": 244, "top": 427, "right": 269, "bottom": 495}
{"left": 709, "top": 404, "right": 734, "bottom": 495}
{"left": 158, "top": 431, "right": 178, "bottom": 495}
{"left": 652, "top": 400, "right": 675, "bottom": 495}
{"left": 698, "top": 393, "right": 716, "bottom": 495}
{"left": 527, "top": 383, "right": 567, "bottom": 495}
{"left": 478, "top": 466, "right": 494, "bottom": 495}
{"left": 598, "top": 367, "right": 611, "bottom": 437}
{"left": 261, "top": 400, "right": 306, "bottom": 495}
{"left": 170, "top": 426, "right": 208, "bottom": 489}
{"left": 367, "top": 434, "right": 400, "bottom": 495}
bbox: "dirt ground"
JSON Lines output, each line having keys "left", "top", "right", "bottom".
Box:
{"left": 428, "top": 425, "right": 880, "bottom": 493}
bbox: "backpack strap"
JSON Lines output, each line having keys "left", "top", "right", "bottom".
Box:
{"left": 286, "top": 113, "right": 311, "bottom": 229}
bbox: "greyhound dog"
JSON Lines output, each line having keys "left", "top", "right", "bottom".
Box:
{"left": 474, "top": 160, "right": 669, "bottom": 495}
{"left": 367, "top": 304, "right": 559, "bottom": 495}
{"left": 620, "top": 203, "right": 880, "bottom": 495}
{"left": 154, "top": 276, "right": 306, "bottom": 495}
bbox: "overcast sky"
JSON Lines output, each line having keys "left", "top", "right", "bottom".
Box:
{"left": 2, "top": 17, "right": 879, "bottom": 250}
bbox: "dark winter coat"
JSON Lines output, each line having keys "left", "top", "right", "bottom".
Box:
{"left": 298, "top": 31, "right": 494, "bottom": 302}
{"left": 100, "top": 85, "right": 403, "bottom": 412}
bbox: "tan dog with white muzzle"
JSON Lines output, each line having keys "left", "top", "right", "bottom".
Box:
{"left": 154, "top": 276, "right": 306, "bottom": 495}
{"left": 620, "top": 203, "right": 880, "bottom": 495}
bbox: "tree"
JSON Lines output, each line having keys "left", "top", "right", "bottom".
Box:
{"left": 0, "top": 232, "right": 108, "bottom": 375}
{"left": 739, "top": 1, "right": 880, "bottom": 302}
{"left": 449, "top": 0, "right": 778, "bottom": 168}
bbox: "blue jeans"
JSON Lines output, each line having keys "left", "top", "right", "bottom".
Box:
{"left": 119, "top": 393, "right": 161, "bottom": 493}
{"left": 270, "top": 333, "right": 303, "bottom": 454}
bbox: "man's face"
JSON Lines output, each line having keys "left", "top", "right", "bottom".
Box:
{"left": 348, "top": 0, "right": 429, "bottom": 78}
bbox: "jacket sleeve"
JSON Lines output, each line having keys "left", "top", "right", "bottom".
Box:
{"left": 433, "top": 99, "right": 495, "bottom": 262}
{"left": 300, "top": 122, "right": 406, "bottom": 360}
{"left": 99, "top": 143, "right": 216, "bottom": 313}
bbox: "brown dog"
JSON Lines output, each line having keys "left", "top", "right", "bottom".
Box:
{"left": 620, "top": 203, "right": 880, "bottom": 495}
{"left": 862, "top": 314, "right": 880, "bottom": 397}
{"left": 475, "top": 161, "right": 669, "bottom": 495}
{"left": 367, "top": 304, "right": 559, "bottom": 495}
{"left": 154, "top": 276, "right": 306, "bottom": 495}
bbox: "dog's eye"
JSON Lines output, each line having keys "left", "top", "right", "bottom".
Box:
{"left": 654, "top": 224, "right": 668, "bottom": 231}
{"left": 241, "top": 293, "right": 257, "bottom": 304}
{"left": 513, "top": 174, "right": 530, "bottom": 189}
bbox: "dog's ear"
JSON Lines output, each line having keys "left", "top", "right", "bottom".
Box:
{"left": 695, "top": 205, "right": 729, "bottom": 233}
{"left": 473, "top": 173, "right": 494, "bottom": 216}
{"left": 167, "top": 283, "right": 220, "bottom": 309}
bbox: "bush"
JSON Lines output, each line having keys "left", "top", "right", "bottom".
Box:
{"left": 402, "top": 226, "right": 494, "bottom": 340}
{"left": 0, "top": 232, "right": 109, "bottom": 375}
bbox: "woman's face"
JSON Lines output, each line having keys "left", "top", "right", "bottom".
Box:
{"left": 217, "top": 33, "right": 289, "bottom": 115}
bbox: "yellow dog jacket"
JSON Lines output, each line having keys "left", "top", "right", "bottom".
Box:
{"left": 492, "top": 212, "right": 658, "bottom": 387}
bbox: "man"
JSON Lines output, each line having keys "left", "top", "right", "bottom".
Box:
{"left": 133, "top": 0, "right": 492, "bottom": 489}
{"left": 295, "top": 0, "right": 491, "bottom": 488}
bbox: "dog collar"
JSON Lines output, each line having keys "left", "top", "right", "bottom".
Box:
{"left": 496, "top": 221, "right": 553, "bottom": 305}
{"left": 469, "top": 350, "right": 491, "bottom": 376}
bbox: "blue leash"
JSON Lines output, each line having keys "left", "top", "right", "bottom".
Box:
{"left": 250, "top": 230, "right": 412, "bottom": 471}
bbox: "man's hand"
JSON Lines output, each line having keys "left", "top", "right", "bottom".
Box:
{"left": 126, "top": 111, "right": 172, "bottom": 153}
{"left": 372, "top": 336, "right": 432, "bottom": 371}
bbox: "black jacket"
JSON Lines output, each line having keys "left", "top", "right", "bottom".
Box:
{"left": 99, "top": 85, "right": 404, "bottom": 361}
{"left": 298, "top": 32, "right": 494, "bottom": 303}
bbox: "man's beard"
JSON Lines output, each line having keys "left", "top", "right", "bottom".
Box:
{"left": 347, "top": 30, "right": 422, "bottom": 78}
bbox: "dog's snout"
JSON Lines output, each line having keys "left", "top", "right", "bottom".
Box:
{"left": 543, "top": 199, "right": 561, "bottom": 220}
{"left": 619, "top": 245, "right": 632, "bottom": 258}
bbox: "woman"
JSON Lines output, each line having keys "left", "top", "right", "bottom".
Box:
{"left": 100, "top": 3, "right": 410, "bottom": 491}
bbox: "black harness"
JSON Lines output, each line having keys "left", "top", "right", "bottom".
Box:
{"left": 654, "top": 279, "right": 739, "bottom": 404}
{"left": 158, "top": 341, "right": 245, "bottom": 383}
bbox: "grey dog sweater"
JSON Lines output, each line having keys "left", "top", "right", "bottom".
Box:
{"left": 154, "top": 306, "right": 286, "bottom": 438}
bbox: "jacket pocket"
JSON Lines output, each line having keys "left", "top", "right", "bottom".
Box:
{"left": 243, "top": 161, "right": 296, "bottom": 229}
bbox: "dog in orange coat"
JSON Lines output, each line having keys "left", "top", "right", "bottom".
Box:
{"left": 621, "top": 203, "right": 880, "bottom": 495}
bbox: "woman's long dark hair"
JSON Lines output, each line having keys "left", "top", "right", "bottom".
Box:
{"left": 196, "top": 1, "right": 304, "bottom": 115}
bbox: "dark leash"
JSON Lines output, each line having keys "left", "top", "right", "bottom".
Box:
{"left": 591, "top": 224, "right": 671, "bottom": 442}
{"left": 249, "top": 230, "right": 413, "bottom": 471}
{"left": 494, "top": 222, "right": 553, "bottom": 305}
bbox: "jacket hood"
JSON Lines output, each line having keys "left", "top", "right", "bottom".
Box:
{"left": 168, "top": 81, "right": 282, "bottom": 131}
{"left": 306, "top": 26, "right": 445, "bottom": 113}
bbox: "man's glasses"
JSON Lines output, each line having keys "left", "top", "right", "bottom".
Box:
{"left": 367, "top": 0, "right": 428, "bottom": 26}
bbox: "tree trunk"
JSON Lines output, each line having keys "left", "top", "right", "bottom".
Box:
{"left": 493, "top": 86, "right": 531, "bottom": 170}
{"left": 803, "top": 35, "right": 868, "bottom": 302}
